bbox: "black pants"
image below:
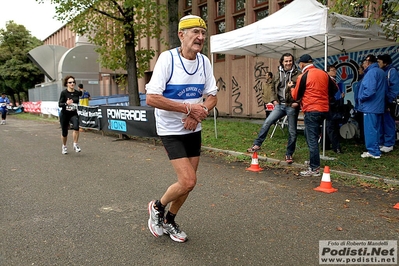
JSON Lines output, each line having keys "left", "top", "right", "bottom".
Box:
{"left": 326, "top": 113, "right": 342, "bottom": 151}
{"left": 60, "top": 111, "right": 79, "bottom": 137}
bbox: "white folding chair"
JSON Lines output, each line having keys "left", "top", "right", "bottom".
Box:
{"left": 270, "top": 115, "right": 287, "bottom": 138}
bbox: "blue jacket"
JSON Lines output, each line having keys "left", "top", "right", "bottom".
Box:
{"left": 357, "top": 63, "right": 387, "bottom": 114}
{"left": 0, "top": 96, "right": 10, "bottom": 110}
{"left": 383, "top": 65, "right": 399, "bottom": 103}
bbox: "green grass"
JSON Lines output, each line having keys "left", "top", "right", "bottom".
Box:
{"left": 11, "top": 113, "right": 59, "bottom": 122}
{"left": 12, "top": 113, "right": 399, "bottom": 187}
{"left": 201, "top": 118, "right": 399, "bottom": 182}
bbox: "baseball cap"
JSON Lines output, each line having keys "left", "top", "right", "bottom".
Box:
{"left": 178, "top": 15, "right": 207, "bottom": 31}
{"left": 297, "top": 54, "right": 313, "bottom": 63}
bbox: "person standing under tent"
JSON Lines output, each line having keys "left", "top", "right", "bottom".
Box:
{"left": 353, "top": 65, "right": 365, "bottom": 143}
{"left": 261, "top": 71, "right": 274, "bottom": 117}
{"left": 145, "top": 15, "right": 218, "bottom": 243}
{"left": 357, "top": 54, "right": 387, "bottom": 159}
{"left": 325, "top": 64, "right": 345, "bottom": 154}
{"left": 377, "top": 54, "right": 399, "bottom": 153}
{"left": 291, "top": 54, "right": 336, "bottom": 176}
{"left": 247, "top": 53, "right": 301, "bottom": 164}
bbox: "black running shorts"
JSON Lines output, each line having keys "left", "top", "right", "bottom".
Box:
{"left": 160, "top": 131, "right": 202, "bottom": 160}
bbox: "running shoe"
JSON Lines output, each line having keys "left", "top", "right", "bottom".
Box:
{"left": 380, "top": 146, "right": 393, "bottom": 153}
{"left": 62, "top": 145, "right": 68, "bottom": 155}
{"left": 360, "top": 152, "right": 380, "bottom": 159}
{"left": 73, "top": 144, "right": 81, "bottom": 152}
{"left": 300, "top": 167, "right": 320, "bottom": 177}
{"left": 163, "top": 222, "right": 188, "bottom": 242}
{"left": 285, "top": 155, "right": 293, "bottom": 164}
{"left": 147, "top": 200, "right": 164, "bottom": 238}
{"left": 247, "top": 145, "right": 260, "bottom": 153}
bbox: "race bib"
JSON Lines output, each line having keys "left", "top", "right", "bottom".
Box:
{"left": 66, "top": 103, "right": 77, "bottom": 111}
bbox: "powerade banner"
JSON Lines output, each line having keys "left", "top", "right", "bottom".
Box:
{"left": 313, "top": 45, "right": 399, "bottom": 107}
{"left": 78, "top": 106, "right": 101, "bottom": 130}
{"left": 100, "top": 105, "right": 157, "bottom": 137}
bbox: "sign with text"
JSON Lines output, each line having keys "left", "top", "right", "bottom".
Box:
{"left": 78, "top": 106, "right": 101, "bottom": 130}
{"left": 319, "top": 240, "right": 397, "bottom": 264}
{"left": 100, "top": 105, "right": 157, "bottom": 137}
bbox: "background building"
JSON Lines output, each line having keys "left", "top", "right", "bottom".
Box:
{"left": 30, "top": 0, "right": 395, "bottom": 120}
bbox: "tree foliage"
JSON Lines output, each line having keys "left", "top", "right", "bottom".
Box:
{"left": 0, "top": 21, "right": 43, "bottom": 103}
{"left": 326, "top": 0, "right": 399, "bottom": 41}
{"left": 38, "top": 0, "right": 167, "bottom": 106}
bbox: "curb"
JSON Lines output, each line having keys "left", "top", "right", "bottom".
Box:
{"left": 202, "top": 146, "right": 399, "bottom": 186}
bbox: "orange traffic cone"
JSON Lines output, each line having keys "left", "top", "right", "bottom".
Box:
{"left": 394, "top": 203, "right": 399, "bottom": 210}
{"left": 246, "top": 151, "right": 263, "bottom": 172}
{"left": 313, "top": 166, "right": 337, "bottom": 193}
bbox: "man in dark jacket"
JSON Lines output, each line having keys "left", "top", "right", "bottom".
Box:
{"left": 325, "top": 64, "right": 344, "bottom": 154}
{"left": 357, "top": 54, "right": 388, "bottom": 159}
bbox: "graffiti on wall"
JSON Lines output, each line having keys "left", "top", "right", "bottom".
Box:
{"left": 216, "top": 77, "right": 226, "bottom": 92}
{"left": 232, "top": 76, "right": 243, "bottom": 115}
{"left": 253, "top": 61, "right": 270, "bottom": 114}
{"left": 217, "top": 76, "right": 244, "bottom": 115}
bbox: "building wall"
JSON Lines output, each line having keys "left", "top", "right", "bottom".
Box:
{"left": 177, "top": 0, "right": 284, "bottom": 118}
{"left": 43, "top": 25, "right": 126, "bottom": 97}
{"left": 40, "top": 0, "right": 385, "bottom": 117}
{"left": 176, "top": 0, "right": 385, "bottom": 119}
{"left": 43, "top": 25, "right": 76, "bottom": 49}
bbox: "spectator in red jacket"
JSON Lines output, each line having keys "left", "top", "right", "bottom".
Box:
{"left": 291, "top": 54, "right": 336, "bottom": 176}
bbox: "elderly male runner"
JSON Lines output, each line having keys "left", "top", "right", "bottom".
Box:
{"left": 145, "top": 15, "right": 218, "bottom": 242}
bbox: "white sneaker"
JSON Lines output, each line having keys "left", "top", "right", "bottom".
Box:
{"left": 361, "top": 152, "right": 380, "bottom": 159}
{"left": 62, "top": 145, "right": 68, "bottom": 155}
{"left": 300, "top": 167, "right": 321, "bottom": 177}
{"left": 1, "top": 120, "right": 5, "bottom": 125}
{"left": 73, "top": 143, "right": 81, "bottom": 152}
{"left": 147, "top": 200, "right": 164, "bottom": 238}
{"left": 163, "top": 222, "right": 188, "bottom": 242}
{"left": 380, "top": 146, "right": 393, "bottom": 153}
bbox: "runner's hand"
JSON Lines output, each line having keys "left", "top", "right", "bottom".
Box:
{"left": 189, "top": 104, "right": 208, "bottom": 122}
{"left": 183, "top": 116, "right": 199, "bottom": 131}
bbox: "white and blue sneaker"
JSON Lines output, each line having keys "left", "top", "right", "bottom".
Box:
{"left": 361, "top": 152, "right": 380, "bottom": 159}
{"left": 147, "top": 200, "right": 164, "bottom": 238}
{"left": 163, "top": 222, "right": 188, "bottom": 242}
{"left": 73, "top": 143, "right": 81, "bottom": 152}
{"left": 300, "top": 167, "right": 320, "bottom": 177}
{"left": 62, "top": 145, "right": 68, "bottom": 155}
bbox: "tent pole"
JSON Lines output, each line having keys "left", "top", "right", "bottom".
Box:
{"left": 211, "top": 53, "right": 218, "bottom": 139}
{"left": 321, "top": 33, "right": 336, "bottom": 161}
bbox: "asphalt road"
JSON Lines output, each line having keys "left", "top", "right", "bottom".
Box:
{"left": 1, "top": 117, "right": 398, "bottom": 266}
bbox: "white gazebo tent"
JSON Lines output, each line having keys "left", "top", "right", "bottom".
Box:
{"left": 209, "top": 0, "right": 395, "bottom": 156}
{"left": 210, "top": 0, "right": 394, "bottom": 60}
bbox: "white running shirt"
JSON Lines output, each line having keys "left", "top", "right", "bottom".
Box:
{"left": 145, "top": 48, "right": 218, "bottom": 136}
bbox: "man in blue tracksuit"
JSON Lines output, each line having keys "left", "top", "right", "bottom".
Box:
{"left": 0, "top": 92, "right": 10, "bottom": 125}
{"left": 357, "top": 54, "right": 388, "bottom": 159}
{"left": 377, "top": 54, "right": 399, "bottom": 153}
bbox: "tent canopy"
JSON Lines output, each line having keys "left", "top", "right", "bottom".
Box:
{"left": 210, "top": 0, "right": 394, "bottom": 59}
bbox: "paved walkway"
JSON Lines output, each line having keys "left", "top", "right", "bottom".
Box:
{"left": 1, "top": 117, "right": 398, "bottom": 265}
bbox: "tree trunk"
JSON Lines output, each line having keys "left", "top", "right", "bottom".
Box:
{"left": 125, "top": 41, "right": 140, "bottom": 106}
{"left": 168, "top": 0, "right": 180, "bottom": 48}
{"left": 124, "top": 8, "right": 140, "bottom": 107}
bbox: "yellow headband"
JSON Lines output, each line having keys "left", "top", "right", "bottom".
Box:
{"left": 178, "top": 16, "right": 207, "bottom": 31}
